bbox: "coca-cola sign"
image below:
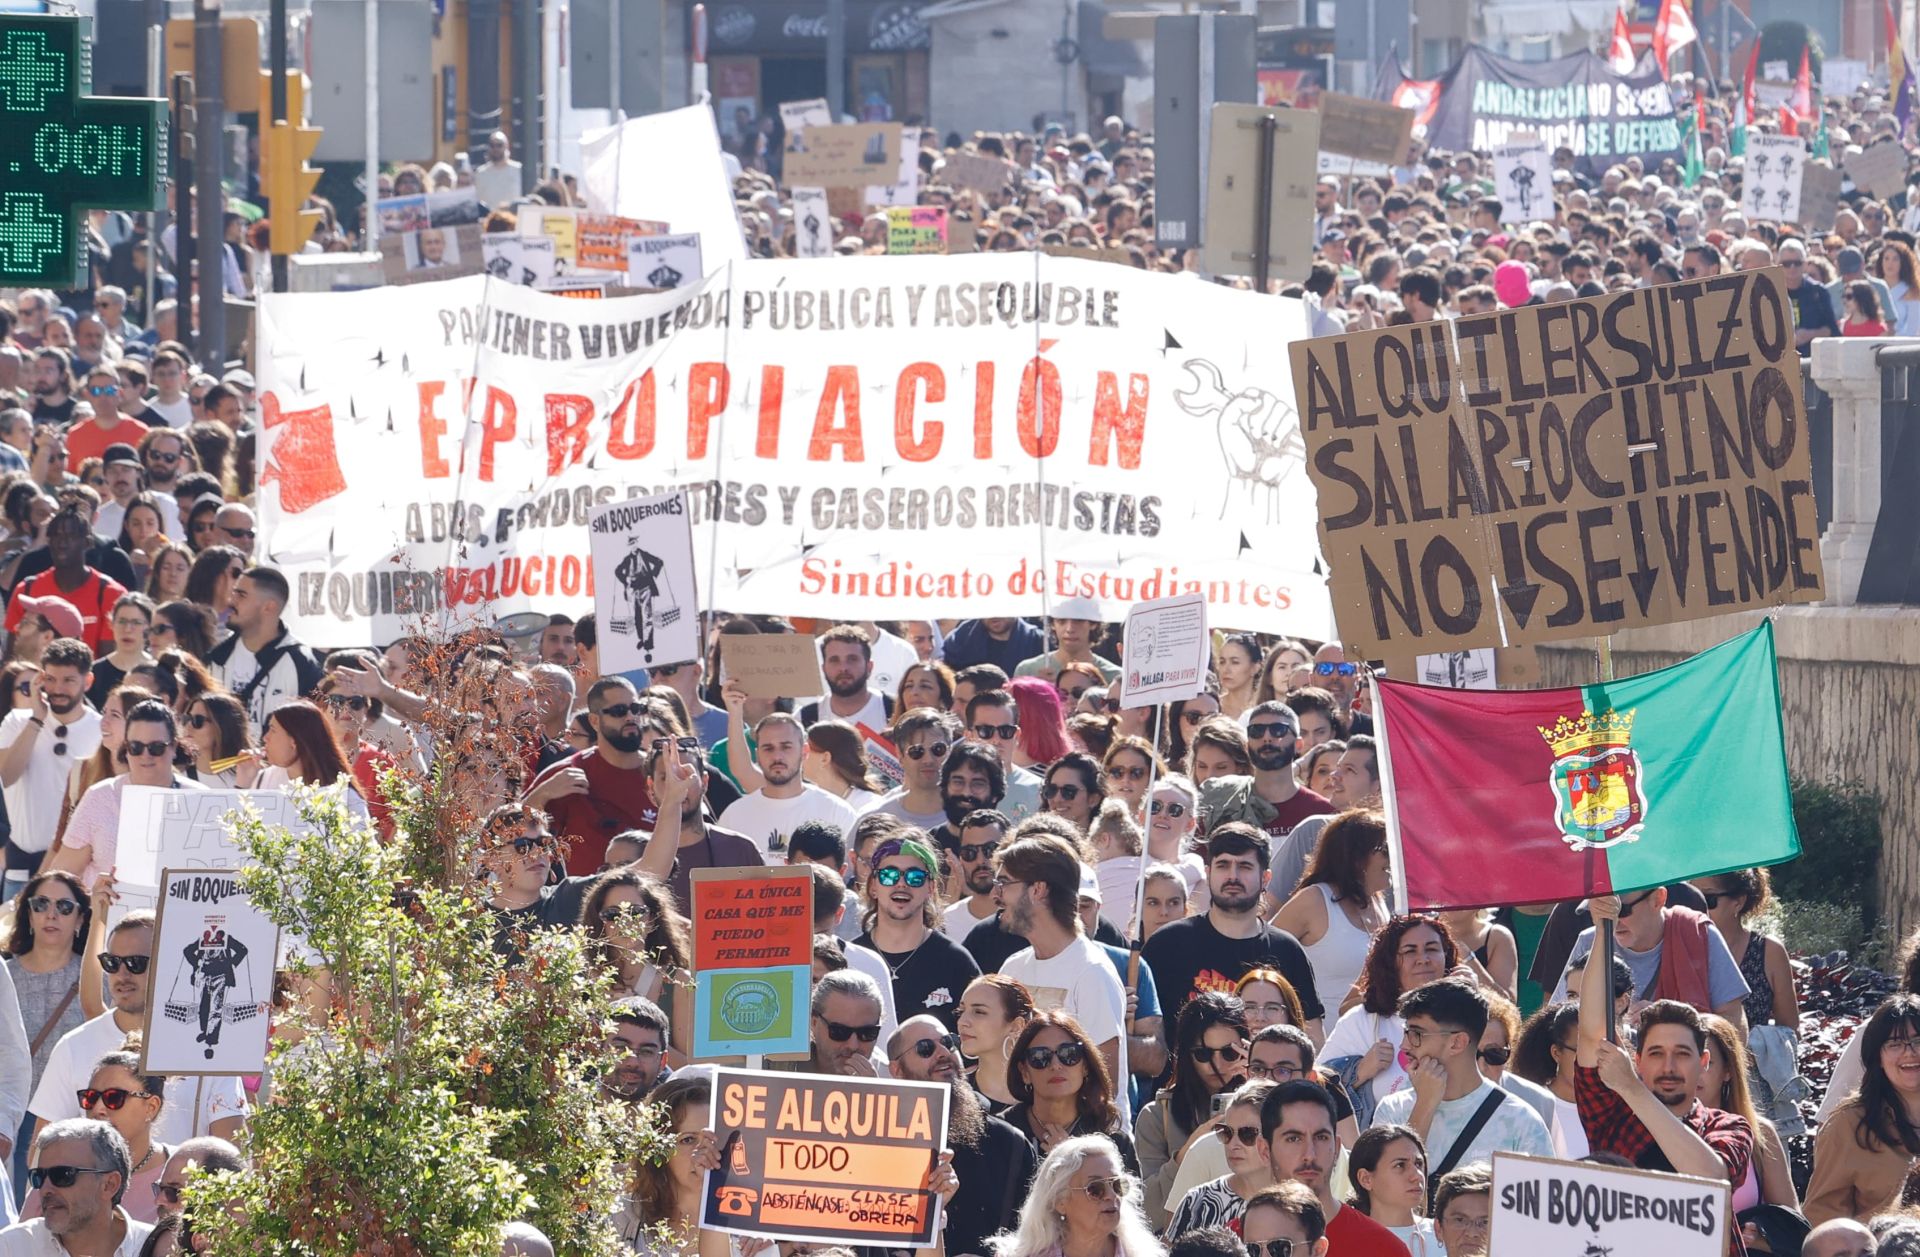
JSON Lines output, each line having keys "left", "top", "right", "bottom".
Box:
{"left": 705, "top": 1, "right": 930, "bottom": 53}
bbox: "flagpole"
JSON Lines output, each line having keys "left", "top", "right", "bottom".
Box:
{"left": 1595, "top": 633, "right": 1620, "bottom": 1046}
{"left": 1126, "top": 701, "right": 1165, "bottom": 1037}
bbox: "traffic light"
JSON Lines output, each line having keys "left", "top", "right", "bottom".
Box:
{"left": 257, "top": 69, "right": 322, "bottom": 255}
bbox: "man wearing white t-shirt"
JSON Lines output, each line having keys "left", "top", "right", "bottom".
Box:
{"left": 718, "top": 713, "right": 857, "bottom": 860}
{"left": 942, "top": 811, "right": 1009, "bottom": 942}
{"left": 0, "top": 638, "right": 102, "bottom": 900}
{"left": 29, "top": 913, "right": 246, "bottom": 1148}
{"left": 796, "top": 625, "right": 893, "bottom": 731}
{"left": 995, "top": 832, "right": 1128, "bottom": 1090}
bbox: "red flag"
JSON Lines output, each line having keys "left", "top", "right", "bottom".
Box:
{"left": 1653, "top": 0, "right": 1698, "bottom": 77}
{"left": 1790, "top": 45, "right": 1813, "bottom": 119}
{"left": 1608, "top": 8, "right": 1636, "bottom": 74}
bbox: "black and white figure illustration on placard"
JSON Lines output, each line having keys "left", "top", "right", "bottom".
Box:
{"left": 143, "top": 868, "right": 279, "bottom": 1076}
{"left": 590, "top": 490, "right": 702, "bottom": 673}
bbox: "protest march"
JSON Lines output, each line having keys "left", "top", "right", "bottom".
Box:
{"left": 2, "top": 2, "right": 1920, "bottom": 1255}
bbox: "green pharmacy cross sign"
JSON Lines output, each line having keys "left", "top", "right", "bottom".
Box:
{"left": 0, "top": 14, "right": 166, "bottom": 287}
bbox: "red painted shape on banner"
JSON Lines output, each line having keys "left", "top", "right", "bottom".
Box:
{"left": 546, "top": 393, "right": 595, "bottom": 473}
{"left": 608, "top": 372, "right": 656, "bottom": 459}
{"left": 972, "top": 362, "right": 995, "bottom": 458}
{"left": 417, "top": 382, "right": 452, "bottom": 478}
{"left": 1018, "top": 357, "right": 1061, "bottom": 457}
{"left": 757, "top": 366, "right": 785, "bottom": 457}
{"left": 687, "top": 363, "right": 731, "bottom": 458}
{"left": 1090, "top": 372, "right": 1149, "bottom": 469}
{"left": 895, "top": 363, "right": 944, "bottom": 462}
{"left": 258, "top": 391, "right": 348, "bottom": 514}
{"left": 810, "top": 366, "right": 866, "bottom": 461}
{"left": 478, "top": 387, "right": 517, "bottom": 482}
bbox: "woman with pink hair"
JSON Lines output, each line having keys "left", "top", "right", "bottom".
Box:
{"left": 1007, "top": 675, "right": 1072, "bottom": 770}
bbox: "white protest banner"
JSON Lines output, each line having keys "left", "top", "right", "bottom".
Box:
{"left": 628, "top": 233, "right": 705, "bottom": 291}
{"left": 578, "top": 106, "right": 746, "bottom": 266}
{"left": 792, "top": 187, "right": 835, "bottom": 258}
{"left": 1491, "top": 133, "right": 1553, "bottom": 225}
{"left": 1491, "top": 1152, "right": 1730, "bottom": 1257}
{"left": 482, "top": 235, "right": 558, "bottom": 287}
{"left": 256, "top": 256, "right": 1328, "bottom": 647}
{"left": 114, "top": 787, "right": 311, "bottom": 891}
{"left": 590, "top": 490, "right": 700, "bottom": 671}
{"left": 1741, "top": 133, "right": 1806, "bottom": 223}
{"left": 142, "top": 869, "right": 279, "bottom": 1077}
{"left": 1316, "top": 153, "right": 1392, "bottom": 179}
{"left": 1120, "top": 594, "right": 1210, "bottom": 708}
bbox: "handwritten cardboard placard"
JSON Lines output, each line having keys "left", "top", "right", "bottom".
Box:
{"left": 784, "top": 123, "right": 902, "bottom": 189}
{"left": 723, "top": 633, "right": 827, "bottom": 699}
{"left": 885, "top": 206, "right": 947, "bottom": 254}
{"left": 1845, "top": 138, "right": 1909, "bottom": 197}
{"left": 1289, "top": 267, "right": 1825, "bottom": 653}
{"left": 1317, "top": 92, "right": 1415, "bottom": 165}
{"left": 940, "top": 152, "right": 1016, "bottom": 197}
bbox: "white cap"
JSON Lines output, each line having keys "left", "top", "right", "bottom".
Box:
{"left": 1077, "top": 865, "right": 1102, "bottom": 904}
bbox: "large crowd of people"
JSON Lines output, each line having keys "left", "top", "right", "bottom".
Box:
{"left": 0, "top": 61, "right": 1915, "bottom": 1257}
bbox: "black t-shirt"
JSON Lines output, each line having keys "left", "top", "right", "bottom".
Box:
{"left": 857, "top": 927, "right": 981, "bottom": 1030}
{"left": 944, "top": 1112, "right": 1038, "bottom": 1257}
{"left": 962, "top": 911, "right": 1128, "bottom": 976}
{"left": 32, "top": 396, "right": 75, "bottom": 427}
{"left": 1140, "top": 914, "right": 1326, "bottom": 1023}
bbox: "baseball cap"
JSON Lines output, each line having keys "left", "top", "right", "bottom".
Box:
{"left": 16, "top": 595, "right": 83, "bottom": 641}
{"left": 222, "top": 369, "right": 256, "bottom": 391}
{"left": 1078, "top": 865, "right": 1102, "bottom": 904}
{"left": 102, "top": 443, "right": 141, "bottom": 468}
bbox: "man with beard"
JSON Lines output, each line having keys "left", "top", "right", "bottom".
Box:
{"left": 206, "top": 566, "right": 322, "bottom": 732}
{"left": 525, "top": 680, "right": 671, "bottom": 876}
{"left": 1575, "top": 895, "right": 1755, "bottom": 1192}
{"left": 1260, "top": 1082, "right": 1405, "bottom": 1256}
{"left": 1141, "top": 822, "right": 1324, "bottom": 1043}
{"left": 932, "top": 740, "right": 1005, "bottom": 854}
{"left": 776, "top": 969, "right": 888, "bottom": 1076}
{"left": 963, "top": 688, "right": 1041, "bottom": 820}
{"left": 798, "top": 624, "right": 893, "bottom": 729}
{"left": 29, "top": 348, "right": 77, "bottom": 427}
{"left": 942, "top": 810, "right": 1009, "bottom": 942}
{"left": 0, "top": 637, "right": 101, "bottom": 895}
{"left": 604, "top": 998, "right": 670, "bottom": 1101}
{"left": 1269, "top": 735, "right": 1377, "bottom": 903}
{"left": 629, "top": 738, "right": 763, "bottom": 912}
{"left": 31, "top": 912, "right": 246, "bottom": 1146}
{"left": 0, "top": 1119, "right": 150, "bottom": 1254}
{"left": 1201, "top": 701, "right": 1333, "bottom": 903}
{"left": 718, "top": 712, "right": 858, "bottom": 860}
{"left": 869, "top": 709, "right": 960, "bottom": 830}
{"left": 855, "top": 835, "right": 980, "bottom": 1029}
{"left": 887, "top": 1014, "right": 1036, "bottom": 1255}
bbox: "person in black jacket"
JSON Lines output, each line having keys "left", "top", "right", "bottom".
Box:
{"left": 205, "top": 565, "right": 323, "bottom": 734}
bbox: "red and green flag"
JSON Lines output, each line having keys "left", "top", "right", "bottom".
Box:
{"left": 1375, "top": 622, "right": 1798, "bottom": 911}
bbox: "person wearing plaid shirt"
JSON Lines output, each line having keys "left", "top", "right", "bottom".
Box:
{"left": 1574, "top": 895, "right": 1754, "bottom": 1256}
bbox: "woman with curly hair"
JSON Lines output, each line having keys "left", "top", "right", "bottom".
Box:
{"left": 1317, "top": 915, "right": 1461, "bottom": 1120}
{"left": 582, "top": 870, "right": 693, "bottom": 1004}
{"left": 1003, "top": 1010, "right": 1139, "bottom": 1172}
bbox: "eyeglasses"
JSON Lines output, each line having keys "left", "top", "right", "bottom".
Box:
{"left": 1080, "top": 1177, "right": 1132, "bottom": 1201}
{"left": 972, "top": 723, "right": 1017, "bottom": 740}
{"left": 1884, "top": 1037, "right": 1920, "bottom": 1058}
{"left": 327, "top": 694, "right": 368, "bottom": 712}
{"left": 222, "top": 526, "right": 255, "bottom": 540}
{"left": 1149, "top": 799, "right": 1187, "bottom": 818}
{"left": 1108, "top": 765, "right": 1148, "bottom": 782}
{"left": 904, "top": 741, "right": 949, "bottom": 761}
{"left": 125, "top": 739, "right": 173, "bottom": 758}
{"left": 28, "top": 895, "right": 78, "bottom": 916}
{"left": 1247, "top": 1059, "right": 1302, "bottom": 1081}
{"left": 1042, "top": 782, "right": 1081, "bottom": 801}
{"left": 1023, "top": 1042, "right": 1087, "bottom": 1069}
{"left": 596, "top": 703, "right": 643, "bottom": 719}
{"left": 893, "top": 1032, "right": 961, "bottom": 1061}
{"left": 97, "top": 952, "right": 150, "bottom": 974}
{"left": 1213, "top": 1123, "right": 1262, "bottom": 1147}
{"left": 1246, "top": 1241, "right": 1297, "bottom": 1257}
{"left": 1246, "top": 722, "right": 1295, "bottom": 740}
{"left": 874, "top": 867, "right": 930, "bottom": 888}
{"left": 152, "top": 1181, "right": 185, "bottom": 1205}
{"left": 29, "top": 1166, "right": 111, "bottom": 1190}
{"left": 1479, "top": 1045, "right": 1512, "bottom": 1066}
{"left": 957, "top": 840, "right": 999, "bottom": 862}
{"left": 1190, "top": 1041, "right": 1247, "bottom": 1066}
{"left": 1314, "top": 662, "right": 1359, "bottom": 677}
{"left": 1402, "top": 1024, "right": 1462, "bottom": 1049}
{"left": 816, "top": 1017, "right": 882, "bottom": 1043}
{"left": 78, "top": 1087, "right": 154, "bottom": 1111}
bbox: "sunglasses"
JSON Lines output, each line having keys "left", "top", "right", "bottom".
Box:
{"left": 79, "top": 1087, "right": 154, "bottom": 1111}
{"left": 1149, "top": 799, "right": 1187, "bottom": 818}
{"left": 1246, "top": 1242, "right": 1298, "bottom": 1257}
{"left": 1620, "top": 888, "right": 1658, "bottom": 916}
{"left": 972, "top": 723, "right": 1017, "bottom": 740}
{"left": 1081, "top": 1176, "right": 1132, "bottom": 1201}
{"left": 1479, "top": 1045, "right": 1512, "bottom": 1066}
{"left": 1042, "top": 782, "right": 1082, "bottom": 801}
{"left": 904, "top": 741, "right": 949, "bottom": 761}
{"left": 507, "top": 837, "right": 550, "bottom": 856}
{"left": 1058, "top": 685, "right": 1090, "bottom": 701}
{"left": 817, "top": 1017, "right": 882, "bottom": 1043}
{"left": 874, "top": 867, "right": 930, "bottom": 888}
{"left": 148, "top": 452, "right": 181, "bottom": 466}
{"left": 87, "top": 385, "right": 117, "bottom": 397}
{"left": 327, "top": 694, "right": 368, "bottom": 712}
{"left": 49, "top": 723, "right": 67, "bottom": 756}
{"left": 1213, "top": 1123, "right": 1262, "bottom": 1147}
{"left": 152, "top": 1181, "right": 184, "bottom": 1205}
{"left": 1699, "top": 890, "right": 1735, "bottom": 909}
{"left": 894, "top": 1032, "right": 961, "bottom": 1061}
{"left": 1191, "top": 1042, "right": 1247, "bottom": 1066}
{"left": 28, "top": 895, "right": 79, "bottom": 916}
{"left": 648, "top": 735, "right": 701, "bottom": 753}
{"left": 97, "top": 953, "right": 150, "bottom": 974}
{"left": 957, "top": 840, "right": 999, "bottom": 862}
{"left": 1023, "top": 1042, "right": 1087, "bottom": 1069}
{"left": 597, "top": 703, "right": 644, "bottom": 719}
{"left": 124, "top": 739, "right": 173, "bottom": 758}
{"left": 1313, "top": 662, "right": 1358, "bottom": 677}
{"left": 29, "top": 1166, "right": 112, "bottom": 1190}
{"left": 222, "top": 527, "right": 256, "bottom": 540}
{"left": 597, "top": 904, "right": 653, "bottom": 926}
{"left": 13, "top": 682, "right": 29, "bottom": 695}
{"left": 185, "top": 712, "right": 215, "bottom": 729}
{"left": 1246, "top": 722, "right": 1296, "bottom": 741}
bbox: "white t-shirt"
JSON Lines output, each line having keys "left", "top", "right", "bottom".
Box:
{"left": 806, "top": 690, "right": 889, "bottom": 731}
{"left": 1321, "top": 1008, "right": 1409, "bottom": 1097}
{"left": 142, "top": 395, "right": 193, "bottom": 429}
{"left": 0, "top": 709, "right": 102, "bottom": 854}
{"left": 29, "top": 1012, "right": 248, "bottom": 1145}
{"left": 1002, "top": 934, "right": 1129, "bottom": 1096}
{"left": 1372, "top": 1079, "right": 1553, "bottom": 1169}
{"left": 0, "top": 1211, "right": 149, "bottom": 1255}
{"left": 718, "top": 785, "right": 859, "bottom": 859}
{"left": 865, "top": 629, "right": 920, "bottom": 699}
{"left": 942, "top": 896, "right": 995, "bottom": 943}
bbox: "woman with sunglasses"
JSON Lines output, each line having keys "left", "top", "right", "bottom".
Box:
{"left": 150, "top": 602, "right": 217, "bottom": 664}
{"left": 1692, "top": 866, "right": 1800, "bottom": 1036}
{"left": 1055, "top": 661, "right": 1106, "bottom": 712}
{"left": 1143, "top": 774, "right": 1205, "bottom": 912}
{"left": 1100, "top": 738, "right": 1160, "bottom": 823}
{"left": 1163, "top": 684, "right": 1221, "bottom": 773}
{"left": 1271, "top": 812, "right": 1392, "bottom": 1019}
{"left": 184, "top": 498, "right": 221, "bottom": 556}
{"left": 1346, "top": 1124, "right": 1435, "bottom": 1255}
{"left": 86, "top": 593, "right": 157, "bottom": 710}
{"left": 994, "top": 1134, "right": 1157, "bottom": 1257}
{"left": 48, "top": 699, "right": 200, "bottom": 889}
{"left": 22, "top": 1045, "right": 169, "bottom": 1223}
{"left": 1138, "top": 992, "right": 1250, "bottom": 1226}
{"left": 4, "top": 869, "right": 91, "bottom": 1189}
{"left": 957, "top": 974, "right": 1034, "bottom": 1112}
{"left": 179, "top": 692, "right": 252, "bottom": 789}
{"left": 1215, "top": 634, "right": 1262, "bottom": 723}
{"left": 1042, "top": 752, "right": 1105, "bottom": 833}
{"left": 1004, "top": 1010, "right": 1139, "bottom": 1172}
{"left": 1006, "top": 676, "right": 1072, "bottom": 772}
{"left": 314, "top": 676, "right": 398, "bottom": 837}
{"left": 1164, "top": 1078, "right": 1276, "bottom": 1237}
{"left": 143, "top": 543, "right": 192, "bottom": 606}
{"left": 582, "top": 870, "right": 693, "bottom": 1005}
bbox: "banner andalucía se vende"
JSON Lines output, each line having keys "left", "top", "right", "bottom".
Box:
{"left": 257, "top": 255, "right": 1328, "bottom": 645}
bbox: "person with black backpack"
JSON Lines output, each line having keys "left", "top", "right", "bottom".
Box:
{"left": 204, "top": 566, "right": 321, "bottom": 735}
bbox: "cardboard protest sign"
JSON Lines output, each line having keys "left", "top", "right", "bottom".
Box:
{"left": 1290, "top": 268, "right": 1825, "bottom": 654}
{"left": 1491, "top": 1152, "right": 1730, "bottom": 1257}
{"left": 1492, "top": 134, "right": 1554, "bottom": 225}
{"left": 115, "top": 787, "right": 310, "bottom": 891}
{"left": 380, "top": 226, "right": 482, "bottom": 286}
{"left": 940, "top": 152, "right": 1016, "bottom": 198}
{"left": 1798, "top": 161, "right": 1844, "bottom": 233}
{"left": 589, "top": 491, "right": 700, "bottom": 671}
{"left": 1845, "top": 139, "right": 1909, "bottom": 197}
{"left": 724, "top": 634, "right": 827, "bottom": 700}
{"left": 1121, "top": 593, "right": 1210, "bottom": 708}
{"left": 1317, "top": 92, "right": 1414, "bottom": 166}
{"left": 690, "top": 867, "right": 813, "bottom": 1058}
{"left": 1202, "top": 104, "right": 1321, "bottom": 281}
{"left": 1741, "top": 133, "right": 1806, "bottom": 222}
{"left": 141, "top": 869, "right": 278, "bottom": 1077}
{"left": 784, "top": 123, "right": 901, "bottom": 189}
{"left": 482, "top": 234, "right": 558, "bottom": 287}
{"left": 701, "top": 1067, "right": 951, "bottom": 1246}
{"left": 885, "top": 206, "right": 947, "bottom": 255}
{"left": 791, "top": 187, "right": 835, "bottom": 258}
{"left": 867, "top": 127, "right": 922, "bottom": 208}
{"left": 779, "top": 98, "right": 831, "bottom": 152}
{"left": 626, "top": 233, "right": 705, "bottom": 291}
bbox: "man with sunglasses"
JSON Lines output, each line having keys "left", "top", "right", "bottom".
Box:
{"left": 855, "top": 836, "right": 980, "bottom": 1031}
{"left": 962, "top": 688, "right": 1041, "bottom": 822}
{"left": 1239, "top": 1181, "right": 1330, "bottom": 1257}
{"left": 718, "top": 713, "right": 857, "bottom": 860}
{"left": 526, "top": 679, "right": 667, "bottom": 876}
{"left": 886, "top": 1013, "right": 1035, "bottom": 1257}
{"left": 30, "top": 912, "right": 245, "bottom": 1148}
{"left": 782, "top": 968, "right": 888, "bottom": 1076}
{"left": 869, "top": 709, "right": 962, "bottom": 831}
{"left": 139, "top": 431, "right": 195, "bottom": 502}
{"left": 1199, "top": 703, "right": 1332, "bottom": 905}
{"left": 942, "top": 810, "right": 1010, "bottom": 942}
{"left": 0, "top": 638, "right": 101, "bottom": 901}
{"left": 1548, "top": 885, "right": 1751, "bottom": 1037}
{"left": 152, "top": 1136, "right": 243, "bottom": 1221}
{"left": 1371, "top": 981, "right": 1550, "bottom": 1178}
{"left": 63, "top": 368, "right": 150, "bottom": 475}
{"left": 0, "top": 1118, "right": 151, "bottom": 1254}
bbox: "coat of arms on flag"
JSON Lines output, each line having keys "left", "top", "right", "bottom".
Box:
{"left": 1540, "top": 708, "right": 1645, "bottom": 850}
